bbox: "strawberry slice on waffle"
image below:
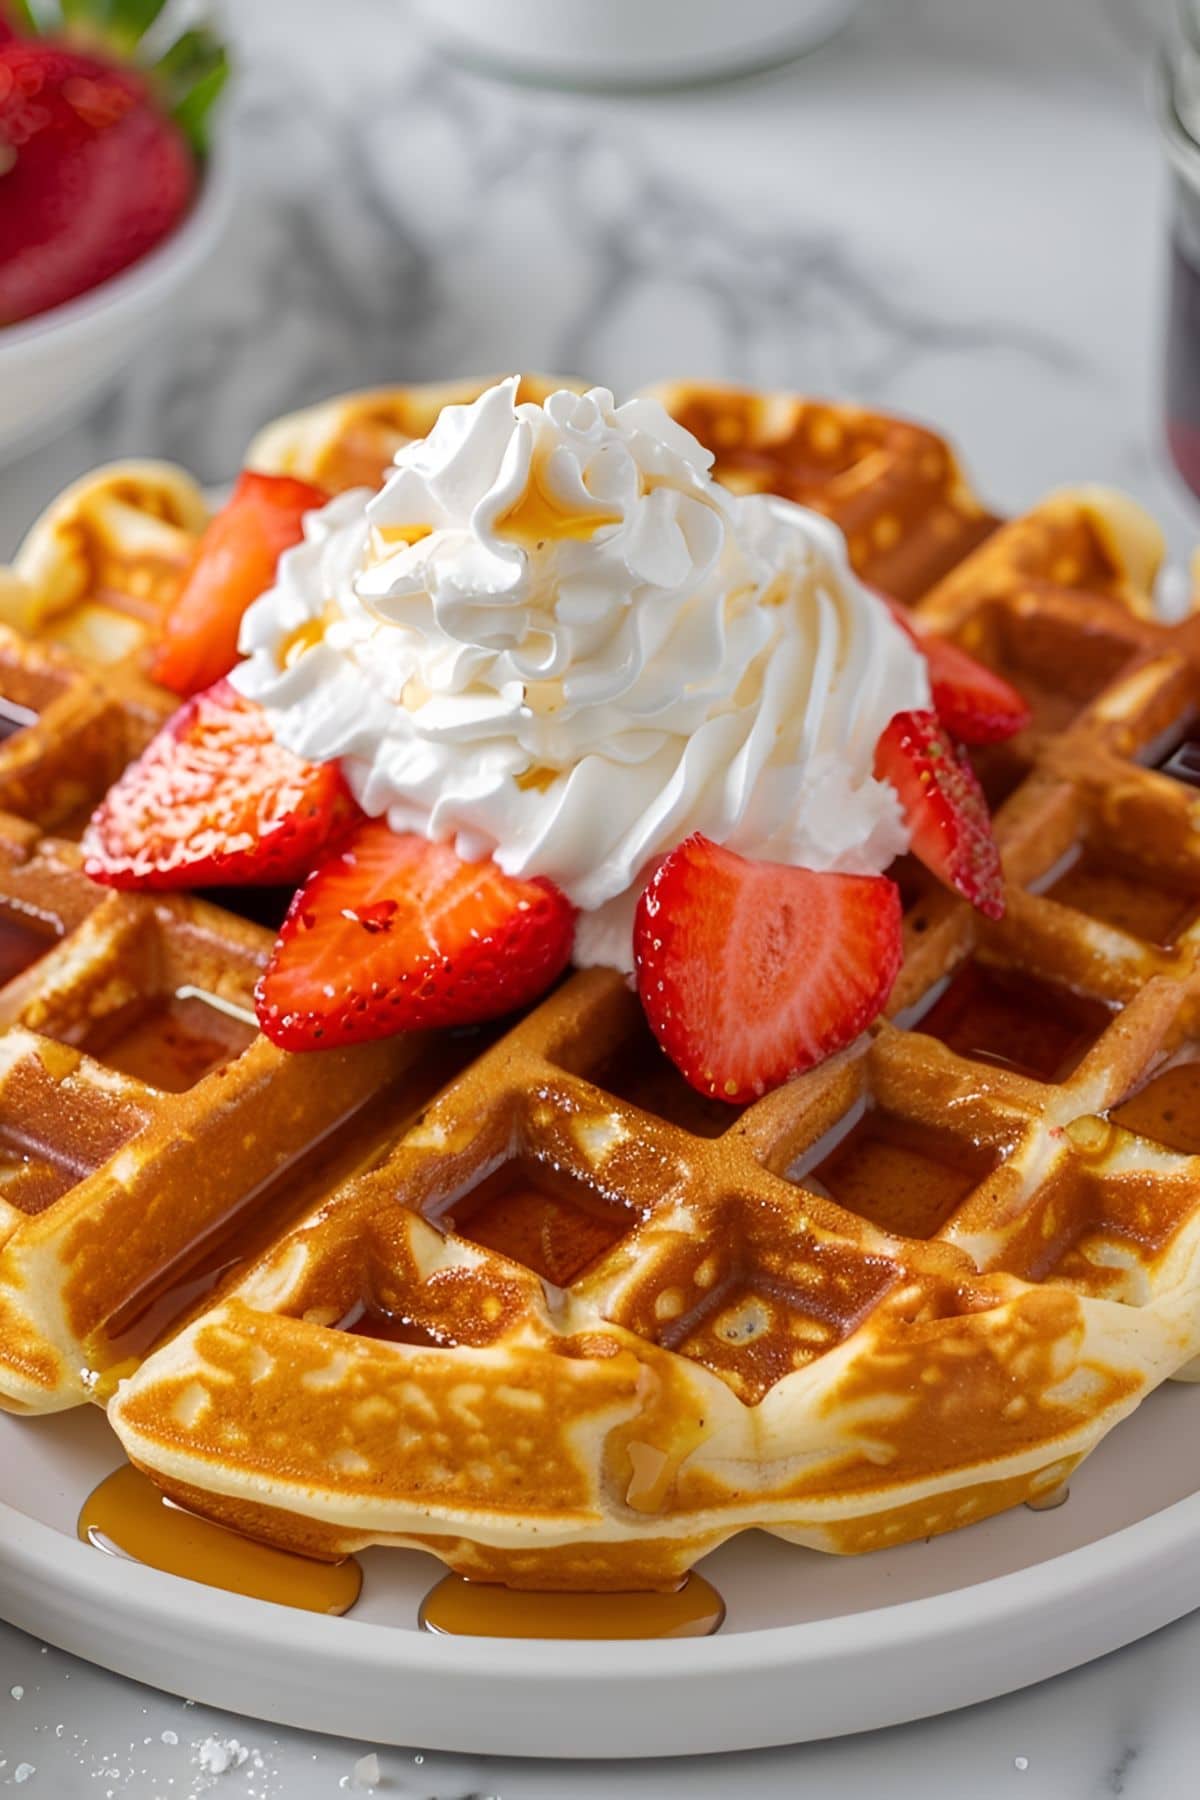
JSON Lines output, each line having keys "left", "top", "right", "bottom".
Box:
{"left": 634, "top": 835, "right": 903, "bottom": 1103}
{"left": 875, "top": 708, "right": 1005, "bottom": 918}
{"left": 873, "top": 589, "right": 1031, "bottom": 747}
{"left": 256, "top": 822, "right": 577, "bottom": 1050}
{"left": 82, "top": 679, "right": 357, "bottom": 890}
{"left": 153, "top": 472, "right": 327, "bottom": 699}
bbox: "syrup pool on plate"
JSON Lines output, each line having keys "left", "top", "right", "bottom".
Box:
{"left": 79, "top": 1464, "right": 362, "bottom": 1615}
{"left": 80, "top": 1465, "right": 727, "bottom": 1639}
{"left": 419, "top": 1571, "right": 725, "bottom": 1640}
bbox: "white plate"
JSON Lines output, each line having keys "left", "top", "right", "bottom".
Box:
{"left": 2, "top": 1380, "right": 1200, "bottom": 1757}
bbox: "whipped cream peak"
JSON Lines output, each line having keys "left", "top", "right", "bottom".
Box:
{"left": 234, "top": 377, "right": 929, "bottom": 971}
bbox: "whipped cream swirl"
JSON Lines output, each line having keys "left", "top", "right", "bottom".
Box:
{"left": 234, "top": 378, "right": 928, "bottom": 971}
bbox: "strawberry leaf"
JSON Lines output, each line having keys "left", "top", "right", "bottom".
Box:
{"left": 3, "top": 0, "right": 40, "bottom": 32}
{"left": 154, "top": 26, "right": 228, "bottom": 153}
{"left": 102, "top": 0, "right": 173, "bottom": 54}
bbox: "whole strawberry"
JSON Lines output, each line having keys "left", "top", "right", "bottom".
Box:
{"left": 0, "top": 1, "right": 227, "bottom": 325}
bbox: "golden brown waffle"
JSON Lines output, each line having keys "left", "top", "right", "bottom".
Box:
{"left": 0, "top": 463, "right": 208, "bottom": 744}
{"left": 104, "top": 409, "right": 1200, "bottom": 1587}
{"left": 11, "top": 377, "right": 1198, "bottom": 1594}
{"left": 247, "top": 375, "right": 1000, "bottom": 603}
{"left": 0, "top": 377, "right": 992, "bottom": 1414}
{"left": 246, "top": 374, "right": 583, "bottom": 494}
{"left": 0, "top": 809, "right": 472, "bottom": 1412}
{"left": 647, "top": 379, "right": 1000, "bottom": 601}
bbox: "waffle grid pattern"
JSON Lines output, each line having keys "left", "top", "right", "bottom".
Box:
{"left": 0, "top": 450, "right": 486, "bottom": 1412}
{"left": 4, "top": 378, "right": 1200, "bottom": 1586}
{"left": 92, "top": 381, "right": 1200, "bottom": 1587}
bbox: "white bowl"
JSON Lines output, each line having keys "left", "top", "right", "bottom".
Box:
{"left": 0, "top": 139, "right": 235, "bottom": 465}
{"left": 417, "top": 0, "right": 860, "bottom": 87}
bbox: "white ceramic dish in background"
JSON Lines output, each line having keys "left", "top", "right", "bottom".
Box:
{"left": 0, "top": 141, "right": 235, "bottom": 466}
{"left": 416, "top": 0, "right": 860, "bottom": 89}
{"left": 2, "top": 1380, "right": 1200, "bottom": 1758}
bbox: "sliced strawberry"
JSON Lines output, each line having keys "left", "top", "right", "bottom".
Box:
{"left": 256, "top": 821, "right": 576, "bottom": 1050}
{"left": 921, "top": 633, "right": 1031, "bottom": 746}
{"left": 875, "top": 709, "right": 1005, "bottom": 919}
{"left": 871, "top": 588, "right": 1030, "bottom": 747}
{"left": 151, "top": 471, "right": 327, "bottom": 698}
{"left": 82, "top": 679, "right": 356, "bottom": 890}
{"left": 633, "top": 835, "right": 902, "bottom": 1104}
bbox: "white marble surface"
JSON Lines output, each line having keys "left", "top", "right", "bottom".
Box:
{"left": 1, "top": 1604, "right": 1200, "bottom": 1799}
{"left": 3, "top": 0, "right": 1200, "bottom": 1791}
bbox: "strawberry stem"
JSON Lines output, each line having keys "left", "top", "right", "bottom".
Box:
{"left": 4, "top": 0, "right": 38, "bottom": 27}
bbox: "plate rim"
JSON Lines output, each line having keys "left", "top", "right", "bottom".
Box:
{"left": 4, "top": 1395, "right": 1200, "bottom": 1755}
{"left": 3, "top": 1452, "right": 1200, "bottom": 1677}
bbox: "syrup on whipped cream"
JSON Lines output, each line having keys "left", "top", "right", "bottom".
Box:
{"left": 233, "top": 378, "right": 929, "bottom": 972}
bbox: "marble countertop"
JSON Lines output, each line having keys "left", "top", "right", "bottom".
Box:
{"left": 4, "top": 0, "right": 1200, "bottom": 1792}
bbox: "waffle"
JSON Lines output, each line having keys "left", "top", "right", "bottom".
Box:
{"left": 246, "top": 373, "right": 581, "bottom": 495}
{"left": 0, "top": 377, "right": 1011, "bottom": 1422}
{"left": 91, "top": 392, "right": 1200, "bottom": 1590}
{"left": 10, "top": 381, "right": 1200, "bottom": 1595}
{"left": 247, "top": 375, "right": 1000, "bottom": 601}
{"left": 0, "top": 400, "right": 545, "bottom": 1413}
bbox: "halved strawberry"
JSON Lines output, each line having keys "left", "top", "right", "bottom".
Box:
{"left": 82, "top": 678, "right": 356, "bottom": 890}
{"left": 151, "top": 471, "right": 327, "bottom": 698}
{"left": 256, "top": 821, "right": 576, "bottom": 1050}
{"left": 875, "top": 709, "right": 1005, "bottom": 919}
{"left": 633, "top": 835, "right": 902, "bottom": 1104}
{"left": 872, "top": 589, "right": 1030, "bottom": 746}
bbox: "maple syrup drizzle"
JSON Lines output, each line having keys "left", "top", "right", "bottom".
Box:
{"left": 1046, "top": 848, "right": 1200, "bottom": 948}
{"left": 0, "top": 911, "right": 57, "bottom": 989}
{"left": 78, "top": 1465, "right": 362, "bottom": 1615}
{"left": 1111, "top": 1062, "right": 1200, "bottom": 1155}
{"left": 439, "top": 1155, "right": 635, "bottom": 1287}
{"left": 1025, "top": 1483, "right": 1070, "bottom": 1513}
{"left": 1159, "top": 738, "right": 1200, "bottom": 788}
{"left": 916, "top": 962, "right": 1113, "bottom": 1083}
{"left": 494, "top": 457, "right": 620, "bottom": 548}
{"left": 83, "top": 987, "right": 258, "bottom": 1092}
{"left": 800, "top": 1105, "right": 998, "bottom": 1241}
{"left": 419, "top": 1570, "right": 726, "bottom": 1640}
